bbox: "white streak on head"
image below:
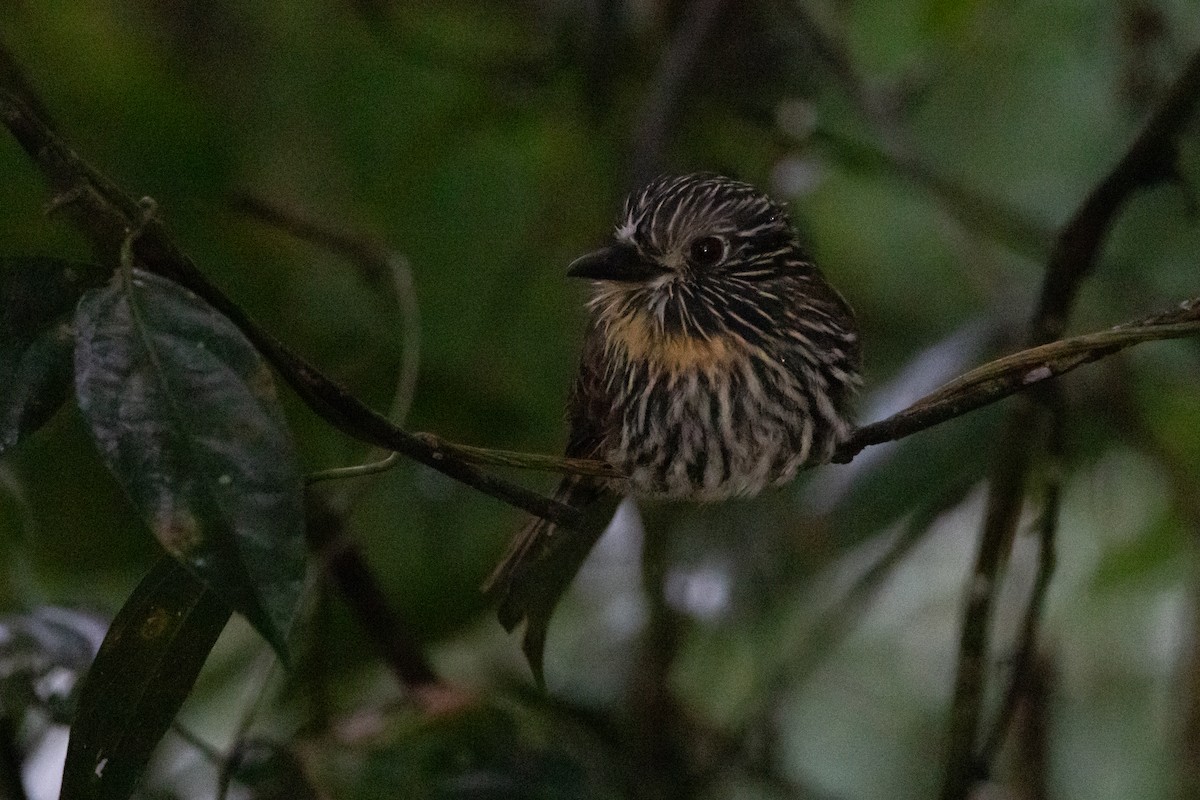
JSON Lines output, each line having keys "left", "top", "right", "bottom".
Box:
{"left": 615, "top": 219, "right": 637, "bottom": 245}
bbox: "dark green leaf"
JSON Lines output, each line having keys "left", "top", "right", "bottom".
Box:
{"left": 60, "top": 556, "right": 231, "bottom": 800}
{"left": 74, "top": 269, "right": 304, "bottom": 658}
{"left": 0, "top": 257, "right": 105, "bottom": 453}
{"left": 0, "top": 326, "right": 74, "bottom": 451}
{"left": 0, "top": 607, "right": 107, "bottom": 724}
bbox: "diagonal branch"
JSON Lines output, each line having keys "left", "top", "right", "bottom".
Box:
{"left": 0, "top": 87, "right": 578, "bottom": 527}
{"left": 836, "top": 298, "right": 1200, "bottom": 462}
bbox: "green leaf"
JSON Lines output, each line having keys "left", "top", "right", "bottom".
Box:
{"left": 60, "top": 556, "right": 231, "bottom": 800}
{"left": 73, "top": 269, "right": 305, "bottom": 658}
{"left": 0, "top": 257, "right": 105, "bottom": 453}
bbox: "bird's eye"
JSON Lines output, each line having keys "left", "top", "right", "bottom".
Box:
{"left": 687, "top": 236, "right": 726, "bottom": 268}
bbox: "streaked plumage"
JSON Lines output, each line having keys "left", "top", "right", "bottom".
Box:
{"left": 485, "top": 174, "right": 861, "bottom": 679}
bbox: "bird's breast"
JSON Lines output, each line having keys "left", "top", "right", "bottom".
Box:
{"left": 601, "top": 340, "right": 842, "bottom": 502}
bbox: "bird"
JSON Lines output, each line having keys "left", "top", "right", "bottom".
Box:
{"left": 483, "top": 173, "right": 862, "bottom": 682}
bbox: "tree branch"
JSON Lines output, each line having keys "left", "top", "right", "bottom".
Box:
{"left": 835, "top": 297, "right": 1200, "bottom": 462}
{"left": 0, "top": 87, "right": 578, "bottom": 527}
{"left": 939, "top": 48, "right": 1200, "bottom": 800}
{"left": 1033, "top": 50, "right": 1200, "bottom": 345}
{"left": 5, "top": 78, "right": 1197, "bottom": 498}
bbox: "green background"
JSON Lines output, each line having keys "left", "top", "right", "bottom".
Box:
{"left": 2, "top": 1, "right": 1200, "bottom": 797}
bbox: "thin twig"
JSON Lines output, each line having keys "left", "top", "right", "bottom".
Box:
{"left": 696, "top": 483, "right": 976, "bottom": 797}
{"left": 229, "top": 197, "right": 445, "bottom": 692}
{"left": 784, "top": 482, "right": 974, "bottom": 689}
{"left": 413, "top": 434, "right": 623, "bottom": 479}
{"left": 729, "top": 481, "right": 975, "bottom": 754}
{"left": 231, "top": 194, "right": 396, "bottom": 293}
{"left": 780, "top": 1, "right": 871, "bottom": 110}
{"left": 305, "top": 452, "right": 401, "bottom": 485}
{"left": 383, "top": 250, "right": 420, "bottom": 429}
{"left": 783, "top": 3, "right": 1053, "bottom": 261}
{"left": 233, "top": 197, "right": 625, "bottom": 483}
{"left": 814, "top": 129, "right": 1053, "bottom": 262}
{"left": 233, "top": 194, "right": 425, "bottom": 470}
{"left": 169, "top": 721, "right": 226, "bottom": 767}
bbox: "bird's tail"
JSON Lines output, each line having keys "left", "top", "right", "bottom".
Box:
{"left": 482, "top": 475, "right": 608, "bottom": 683}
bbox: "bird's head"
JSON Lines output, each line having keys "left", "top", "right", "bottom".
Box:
{"left": 571, "top": 173, "right": 829, "bottom": 352}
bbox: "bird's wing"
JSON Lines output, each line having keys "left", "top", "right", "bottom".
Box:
{"left": 565, "top": 320, "right": 613, "bottom": 460}
{"left": 484, "top": 323, "right": 618, "bottom": 685}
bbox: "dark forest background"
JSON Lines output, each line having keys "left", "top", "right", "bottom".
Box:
{"left": 2, "top": 2, "right": 1200, "bottom": 799}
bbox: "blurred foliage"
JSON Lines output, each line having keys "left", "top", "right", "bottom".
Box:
{"left": 1, "top": 1, "right": 1199, "bottom": 799}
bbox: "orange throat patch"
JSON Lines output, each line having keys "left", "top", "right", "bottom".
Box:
{"left": 603, "top": 308, "right": 743, "bottom": 374}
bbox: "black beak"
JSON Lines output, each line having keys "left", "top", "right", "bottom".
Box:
{"left": 567, "top": 245, "right": 664, "bottom": 282}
